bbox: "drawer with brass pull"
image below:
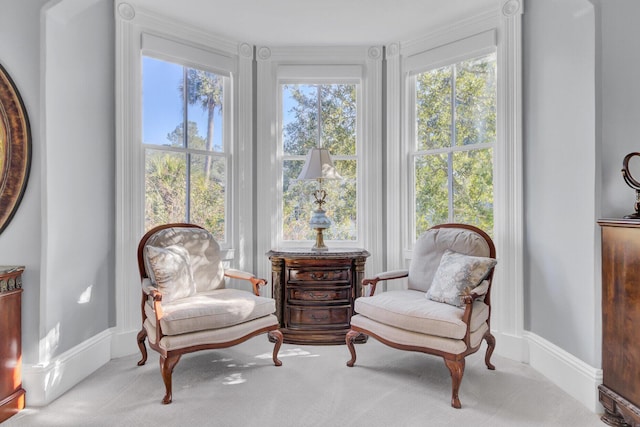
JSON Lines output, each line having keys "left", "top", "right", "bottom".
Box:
{"left": 287, "top": 268, "right": 350, "bottom": 283}
{"left": 287, "top": 287, "right": 350, "bottom": 303}
{"left": 286, "top": 306, "right": 350, "bottom": 329}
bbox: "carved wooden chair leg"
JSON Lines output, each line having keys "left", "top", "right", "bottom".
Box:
{"left": 269, "top": 330, "right": 284, "bottom": 366}
{"left": 159, "top": 354, "right": 181, "bottom": 404}
{"left": 444, "top": 358, "right": 465, "bottom": 409}
{"left": 484, "top": 332, "right": 496, "bottom": 370}
{"left": 345, "top": 329, "right": 360, "bottom": 367}
{"left": 136, "top": 329, "right": 148, "bottom": 366}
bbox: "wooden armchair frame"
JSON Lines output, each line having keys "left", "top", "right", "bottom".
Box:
{"left": 346, "top": 223, "right": 496, "bottom": 408}
{"left": 136, "top": 223, "right": 283, "bottom": 404}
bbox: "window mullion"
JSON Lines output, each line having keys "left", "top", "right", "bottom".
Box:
{"left": 317, "top": 85, "right": 322, "bottom": 148}
{"left": 183, "top": 66, "right": 191, "bottom": 222}
{"left": 413, "top": 142, "right": 493, "bottom": 157}
{"left": 448, "top": 65, "right": 456, "bottom": 222}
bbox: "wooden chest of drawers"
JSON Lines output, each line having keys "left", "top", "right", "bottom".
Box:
{"left": 267, "top": 249, "right": 369, "bottom": 345}
{"left": 598, "top": 220, "right": 640, "bottom": 427}
{"left": 0, "top": 266, "right": 25, "bottom": 423}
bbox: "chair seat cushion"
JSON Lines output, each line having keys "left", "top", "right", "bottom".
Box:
{"left": 354, "top": 289, "right": 488, "bottom": 340}
{"left": 350, "top": 314, "right": 488, "bottom": 355}
{"left": 145, "top": 288, "right": 276, "bottom": 336}
{"left": 145, "top": 314, "right": 279, "bottom": 352}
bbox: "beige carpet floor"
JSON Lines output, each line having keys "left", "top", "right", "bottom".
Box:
{"left": 5, "top": 337, "right": 604, "bottom": 426}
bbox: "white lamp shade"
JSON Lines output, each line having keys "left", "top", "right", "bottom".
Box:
{"left": 297, "top": 147, "right": 342, "bottom": 180}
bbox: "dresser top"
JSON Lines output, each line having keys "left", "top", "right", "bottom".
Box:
{"left": 0, "top": 266, "right": 24, "bottom": 275}
{"left": 598, "top": 218, "right": 640, "bottom": 228}
{"left": 267, "top": 248, "right": 370, "bottom": 259}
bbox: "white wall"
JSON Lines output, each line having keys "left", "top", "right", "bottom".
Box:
{"left": 595, "top": 0, "right": 640, "bottom": 219}
{"left": 0, "top": 0, "right": 115, "bottom": 403}
{"left": 523, "top": 0, "right": 640, "bottom": 372}
{"left": 41, "top": 0, "right": 115, "bottom": 360}
{"left": 0, "top": 0, "right": 48, "bottom": 365}
{"left": 523, "top": 0, "right": 598, "bottom": 366}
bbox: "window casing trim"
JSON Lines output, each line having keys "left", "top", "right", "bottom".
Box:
{"left": 141, "top": 33, "right": 236, "bottom": 76}
{"left": 278, "top": 79, "right": 362, "bottom": 246}
{"left": 404, "top": 29, "right": 496, "bottom": 75}
{"left": 141, "top": 47, "right": 234, "bottom": 246}
{"left": 385, "top": 1, "right": 524, "bottom": 352}
{"left": 406, "top": 48, "right": 497, "bottom": 243}
{"left": 256, "top": 45, "right": 383, "bottom": 284}
{"left": 115, "top": 4, "right": 253, "bottom": 344}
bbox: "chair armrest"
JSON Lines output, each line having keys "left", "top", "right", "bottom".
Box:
{"left": 140, "top": 279, "right": 165, "bottom": 344}
{"left": 362, "top": 269, "right": 409, "bottom": 296}
{"left": 460, "top": 280, "right": 490, "bottom": 305}
{"left": 376, "top": 269, "right": 409, "bottom": 280}
{"left": 459, "top": 280, "right": 492, "bottom": 347}
{"left": 225, "top": 268, "right": 268, "bottom": 296}
{"left": 141, "top": 278, "right": 162, "bottom": 301}
{"left": 471, "top": 281, "right": 490, "bottom": 298}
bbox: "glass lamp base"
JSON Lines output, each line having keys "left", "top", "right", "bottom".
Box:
{"left": 309, "top": 208, "right": 330, "bottom": 251}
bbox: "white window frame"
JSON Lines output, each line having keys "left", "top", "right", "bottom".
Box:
{"left": 386, "top": 1, "right": 524, "bottom": 358}
{"left": 114, "top": 4, "right": 254, "bottom": 355}
{"left": 278, "top": 71, "right": 362, "bottom": 245}
{"left": 141, "top": 50, "right": 233, "bottom": 243}
{"left": 407, "top": 39, "right": 497, "bottom": 242}
{"left": 256, "top": 47, "right": 383, "bottom": 284}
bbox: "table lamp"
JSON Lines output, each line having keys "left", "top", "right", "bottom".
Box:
{"left": 297, "top": 147, "right": 341, "bottom": 251}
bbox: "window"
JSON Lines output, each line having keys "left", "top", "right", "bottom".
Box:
{"left": 281, "top": 83, "right": 358, "bottom": 241}
{"left": 411, "top": 52, "right": 496, "bottom": 239}
{"left": 142, "top": 56, "right": 230, "bottom": 242}
{"left": 256, "top": 46, "right": 382, "bottom": 282}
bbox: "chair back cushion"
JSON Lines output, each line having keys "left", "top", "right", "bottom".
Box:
{"left": 408, "top": 227, "right": 492, "bottom": 293}
{"left": 144, "top": 245, "right": 197, "bottom": 302}
{"left": 426, "top": 249, "right": 497, "bottom": 307}
{"left": 144, "top": 226, "right": 225, "bottom": 293}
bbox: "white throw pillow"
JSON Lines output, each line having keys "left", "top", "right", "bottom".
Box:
{"left": 144, "top": 245, "right": 196, "bottom": 302}
{"left": 426, "top": 249, "right": 497, "bottom": 307}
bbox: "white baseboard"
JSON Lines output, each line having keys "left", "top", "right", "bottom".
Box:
{"left": 494, "top": 330, "right": 529, "bottom": 362}
{"left": 523, "top": 331, "right": 603, "bottom": 413}
{"left": 22, "top": 329, "right": 112, "bottom": 407}
{"left": 110, "top": 328, "right": 140, "bottom": 359}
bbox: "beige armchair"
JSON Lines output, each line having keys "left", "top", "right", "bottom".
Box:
{"left": 346, "top": 223, "right": 497, "bottom": 408}
{"left": 136, "top": 223, "right": 283, "bottom": 404}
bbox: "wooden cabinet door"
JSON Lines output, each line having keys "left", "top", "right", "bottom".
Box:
{"left": 0, "top": 286, "right": 25, "bottom": 423}
{"left": 601, "top": 224, "right": 640, "bottom": 407}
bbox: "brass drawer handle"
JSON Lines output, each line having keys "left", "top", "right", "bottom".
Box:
{"left": 310, "top": 314, "right": 329, "bottom": 321}
{"left": 311, "top": 272, "right": 329, "bottom": 280}
{"left": 308, "top": 292, "right": 330, "bottom": 299}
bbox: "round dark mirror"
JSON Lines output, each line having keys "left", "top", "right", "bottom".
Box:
{"left": 0, "top": 63, "right": 31, "bottom": 234}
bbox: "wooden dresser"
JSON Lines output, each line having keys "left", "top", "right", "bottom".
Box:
{"left": 267, "top": 248, "right": 369, "bottom": 345}
{"left": 0, "top": 266, "right": 25, "bottom": 423}
{"left": 598, "top": 220, "right": 640, "bottom": 427}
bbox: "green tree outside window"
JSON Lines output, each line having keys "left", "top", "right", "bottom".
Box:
{"left": 414, "top": 53, "right": 496, "bottom": 238}
{"left": 143, "top": 57, "right": 227, "bottom": 241}
{"left": 281, "top": 84, "right": 358, "bottom": 241}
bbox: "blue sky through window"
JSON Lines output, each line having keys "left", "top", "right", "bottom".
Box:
{"left": 142, "top": 57, "right": 224, "bottom": 149}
